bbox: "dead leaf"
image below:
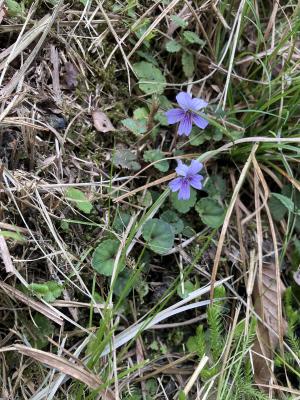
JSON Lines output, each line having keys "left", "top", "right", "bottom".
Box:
{"left": 0, "top": 5, "right": 7, "bottom": 24}
{"left": 92, "top": 110, "right": 116, "bottom": 133}
{"left": 0, "top": 235, "right": 15, "bottom": 274}
{"left": 14, "top": 345, "right": 115, "bottom": 399}
{"left": 252, "top": 262, "right": 287, "bottom": 391}
{"left": 293, "top": 269, "right": 300, "bottom": 286}
{"left": 64, "top": 62, "right": 78, "bottom": 90}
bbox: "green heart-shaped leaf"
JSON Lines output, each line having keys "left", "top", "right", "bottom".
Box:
{"left": 92, "top": 239, "right": 125, "bottom": 276}
{"left": 142, "top": 219, "right": 174, "bottom": 255}
{"left": 196, "top": 198, "right": 225, "bottom": 228}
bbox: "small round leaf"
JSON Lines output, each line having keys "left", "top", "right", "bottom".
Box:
{"left": 195, "top": 198, "right": 225, "bottom": 228}
{"left": 171, "top": 188, "right": 197, "bottom": 214}
{"left": 142, "top": 219, "right": 174, "bottom": 255}
{"left": 160, "top": 210, "right": 184, "bottom": 234}
{"left": 92, "top": 239, "right": 125, "bottom": 276}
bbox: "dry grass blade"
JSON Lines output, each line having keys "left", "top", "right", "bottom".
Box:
{"left": 0, "top": 15, "right": 51, "bottom": 69}
{"left": 210, "top": 144, "right": 258, "bottom": 301}
{"left": 183, "top": 355, "right": 209, "bottom": 396}
{"left": 0, "top": 281, "right": 63, "bottom": 325}
{"left": 0, "top": 235, "right": 16, "bottom": 274}
{"left": 127, "top": 0, "right": 182, "bottom": 59}
{"left": 14, "top": 344, "right": 115, "bottom": 399}
{"left": 0, "top": 0, "right": 64, "bottom": 97}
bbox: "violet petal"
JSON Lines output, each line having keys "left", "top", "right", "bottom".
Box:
{"left": 178, "top": 113, "right": 192, "bottom": 136}
{"left": 176, "top": 92, "right": 193, "bottom": 111}
{"left": 192, "top": 113, "right": 209, "bottom": 129}
{"left": 165, "top": 108, "right": 185, "bottom": 124}
{"left": 187, "top": 160, "right": 203, "bottom": 175}
{"left": 169, "top": 177, "right": 182, "bottom": 192}
{"left": 175, "top": 160, "right": 189, "bottom": 176}
{"left": 178, "top": 181, "right": 190, "bottom": 200}
{"left": 189, "top": 175, "right": 203, "bottom": 190}
{"left": 190, "top": 98, "right": 208, "bottom": 111}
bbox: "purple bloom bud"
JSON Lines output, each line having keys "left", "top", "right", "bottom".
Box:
{"left": 165, "top": 92, "right": 208, "bottom": 136}
{"left": 169, "top": 160, "right": 204, "bottom": 200}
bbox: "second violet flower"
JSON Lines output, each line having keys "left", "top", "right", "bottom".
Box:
{"left": 165, "top": 91, "right": 209, "bottom": 136}
{"left": 169, "top": 159, "right": 204, "bottom": 200}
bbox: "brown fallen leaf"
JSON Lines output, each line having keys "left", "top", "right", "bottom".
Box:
{"left": 64, "top": 62, "right": 78, "bottom": 90}
{"left": 92, "top": 109, "right": 116, "bottom": 133}
{"left": 0, "top": 5, "right": 7, "bottom": 24}
{"left": 14, "top": 345, "right": 115, "bottom": 399}
{"left": 252, "top": 262, "right": 287, "bottom": 391}
{"left": 0, "top": 235, "right": 15, "bottom": 274}
{"left": 293, "top": 269, "right": 300, "bottom": 286}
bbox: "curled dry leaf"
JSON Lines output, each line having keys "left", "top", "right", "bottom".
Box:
{"left": 293, "top": 269, "right": 300, "bottom": 286}
{"left": 64, "top": 62, "right": 78, "bottom": 89}
{"left": 252, "top": 262, "right": 287, "bottom": 391}
{"left": 92, "top": 109, "right": 116, "bottom": 133}
{"left": 14, "top": 345, "right": 115, "bottom": 400}
{"left": 0, "top": 5, "right": 7, "bottom": 24}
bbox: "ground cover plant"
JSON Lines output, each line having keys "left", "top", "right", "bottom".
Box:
{"left": 0, "top": 0, "right": 300, "bottom": 399}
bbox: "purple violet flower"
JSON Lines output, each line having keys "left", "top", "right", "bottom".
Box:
{"left": 169, "top": 159, "right": 204, "bottom": 200}
{"left": 165, "top": 92, "right": 208, "bottom": 136}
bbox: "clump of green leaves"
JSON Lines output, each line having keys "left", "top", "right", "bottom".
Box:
{"left": 133, "top": 62, "right": 166, "bottom": 95}
{"left": 65, "top": 188, "right": 93, "bottom": 214}
{"left": 170, "top": 188, "right": 197, "bottom": 214}
{"left": 165, "top": 24, "right": 205, "bottom": 78}
{"left": 92, "top": 239, "right": 125, "bottom": 276}
{"left": 142, "top": 218, "right": 174, "bottom": 255}
{"left": 269, "top": 184, "right": 300, "bottom": 231}
{"left": 143, "top": 149, "right": 169, "bottom": 172}
{"left": 187, "top": 287, "right": 267, "bottom": 399}
{"left": 112, "top": 149, "right": 141, "bottom": 171}
{"left": 28, "top": 281, "right": 63, "bottom": 302}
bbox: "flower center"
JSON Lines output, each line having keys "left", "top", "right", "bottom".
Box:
{"left": 182, "top": 177, "right": 192, "bottom": 184}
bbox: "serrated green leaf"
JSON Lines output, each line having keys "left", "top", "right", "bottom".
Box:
{"left": 178, "top": 391, "right": 187, "bottom": 400}
{"left": 92, "top": 239, "right": 125, "bottom": 276}
{"left": 177, "top": 280, "right": 195, "bottom": 299}
{"left": 6, "top": 0, "right": 24, "bottom": 16}
{"left": 113, "top": 269, "right": 133, "bottom": 297}
{"left": 143, "top": 149, "right": 169, "bottom": 172}
{"left": 142, "top": 219, "right": 174, "bottom": 255}
{"left": 0, "top": 230, "right": 25, "bottom": 242}
{"left": 154, "top": 111, "right": 168, "bottom": 126}
{"left": 171, "top": 188, "right": 197, "bottom": 214}
{"left": 183, "top": 30, "right": 205, "bottom": 45}
{"left": 138, "top": 191, "right": 153, "bottom": 208}
{"left": 65, "top": 188, "right": 93, "bottom": 214}
{"left": 113, "top": 211, "right": 131, "bottom": 233}
{"left": 181, "top": 51, "right": 194, "bottom": 78}
{"left": 122, "top": 118, "right": 148, "bottom": 135}
{"left": 32, "top": 313, "right": 54, "bottom": 349}
{"left": 170, "top": 15, "right": 188, "bottom": 28}
{"left": 166, "top": 40, "right": 182, "bottom": 53}
{"left": 133, "top": 107, "right": 149, "bottom": 120}
{"left": 133, "top": 62, "right": 166, "bottom": 95}
{"left": 160, "top": 210, "right": 184, "bottom": 234}
{"left": 28, "top": 281, "right": 63, "bottom": 303}
{"left": 268, "top": 195, "right": 287, "bottom": 221}
{"left": 271, "top": 193, "right": 295, "bottom": 213}
{"left": 112, "top": 149, "right": 141, "bottom": 171}
{"left": 195, "top": 198, "right": 225, "bottom": 228}
{"left": 204, "top": 176, "right": 227, "bottom": 199}
{"left": 189, "top": 126, "right": 206, "bottom": 146}
{"left": 136, "top": 50, "right": 159, "bottom": 66}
